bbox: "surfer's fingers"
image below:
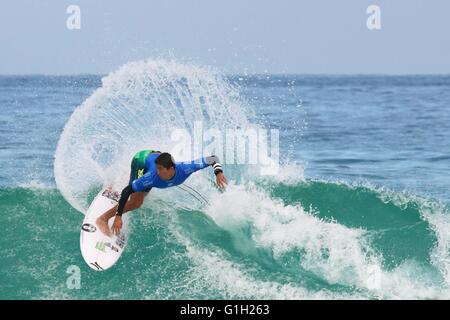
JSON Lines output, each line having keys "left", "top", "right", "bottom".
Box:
{"left": 113, "top": 224, "right": 122, "bottom": 236}
{"left": 218, "top": 180, "right": 226, "bottom": 189}
{"left": 219, "top": 176, "right": 227, "bottom": 187}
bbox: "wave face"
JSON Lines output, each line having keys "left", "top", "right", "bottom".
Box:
{"left": 1, "top": 180, "right": 449, "bottom": 299}
{"left": 1, "top": 61, "right": 449, "bottom": 299}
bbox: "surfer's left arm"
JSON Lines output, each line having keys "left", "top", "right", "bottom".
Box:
{"left": 205, "top": 155, "right": 227, "bottom": 189}
{"left": 188, "top": 155, "right": 227, "bottom": 189}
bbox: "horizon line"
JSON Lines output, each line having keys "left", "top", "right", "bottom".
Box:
{"left": 1, "top": 72, "right": 450, "bottom": 77}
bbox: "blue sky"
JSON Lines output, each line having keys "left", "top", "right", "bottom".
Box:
{"left": 1, "top": 0, "right": 449, "bottom": 74}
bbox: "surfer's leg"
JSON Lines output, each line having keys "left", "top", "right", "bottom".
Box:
{"left": 98, "top": 151, "right": 146, "bottom": 224}
{"left": 98, "top": 192, "right": 145, "bottom": 221}
{"left": 129, "top": 191, "right": 145, "bottom": 209}
{"left": 97, "top": 151, "right": 151, "bottom": 235}
{"left": 112, "top": 191, "right": 147, "bottom": 217}
{"left": 96, "top": 191, "right": 147, "bottom": 236}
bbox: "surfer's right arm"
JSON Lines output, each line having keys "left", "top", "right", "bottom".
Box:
{"left": 116, "top": 174, "right": 152, "bottom": 216}
{"left": 116, "top": 184, "right": 134, "bottom": 217}
{"left": 110, "top": 185, "right": 134, "bottom": 236}
{"left": 112, "top": 182, "right": 150, "bottom": 235}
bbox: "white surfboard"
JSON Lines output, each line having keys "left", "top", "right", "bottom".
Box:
{"left": 80, "top": 187, "right": 129, "bottom": 271}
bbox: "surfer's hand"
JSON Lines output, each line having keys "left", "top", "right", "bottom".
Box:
{"left": 112, "top": 215, "right": 123, "bottom": 236}
{"left": 216, "top": 172, "right": 228, "bottom": 189}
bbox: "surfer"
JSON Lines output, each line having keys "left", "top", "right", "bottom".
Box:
{"left": 96, "top": 150, "right": 227, "bottom": 236}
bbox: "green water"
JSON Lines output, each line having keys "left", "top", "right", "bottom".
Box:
{"left": 1, "top": 180, "right": 448, "bottom": 299}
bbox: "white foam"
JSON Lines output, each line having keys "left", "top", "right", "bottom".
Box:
{"left": 201, "top": 182, "right": 450, "bottom": 299}
{"left": 168, "top": 223, "right": 361, "bottom": 299}
{"left": 205, "top": 184, "right": 381, "bottom": 287}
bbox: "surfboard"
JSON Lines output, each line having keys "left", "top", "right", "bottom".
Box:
{"left": 80, "top": 187, "right": 129, "bottom": 271}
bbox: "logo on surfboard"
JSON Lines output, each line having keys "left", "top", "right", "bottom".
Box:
{"left": 101, "top": 189, "right": 120, "bottom": 202}
{"left": 115, "top": 234, "right": 126, "bottom": 249}
{"left": 95, "top": 241, "right": 119, "bottom": 253}
{"left": 95, "top": 241, "right": 106, "bottom": 252}
{"left": 81, "top": 223, "right": 97, "bottom": 233}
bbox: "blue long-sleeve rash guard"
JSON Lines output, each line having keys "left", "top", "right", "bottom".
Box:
{"left": 116, "top": 154, "right": 222, "bottom": 216}
{"left": 132, "top": 153, "right": 213, "bottom": 191}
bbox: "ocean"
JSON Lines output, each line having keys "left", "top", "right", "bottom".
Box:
{"left": 1, "top": 59, "right": 449, "bottom": 299}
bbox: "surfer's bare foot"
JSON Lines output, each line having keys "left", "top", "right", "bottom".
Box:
{"left": 96, "top": 217, "right": 112, "bottom": 237}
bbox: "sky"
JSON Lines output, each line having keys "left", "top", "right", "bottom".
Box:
{"left": 1, "top": 0, "right": 449, "bottom": 75}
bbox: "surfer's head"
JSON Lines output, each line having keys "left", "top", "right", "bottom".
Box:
{"left": 155, "top": 152, "right": 176, "bottom": 180}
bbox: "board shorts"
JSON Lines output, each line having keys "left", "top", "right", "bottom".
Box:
{"left": 128, "top": 149, "right": 161, "bottom": 191}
